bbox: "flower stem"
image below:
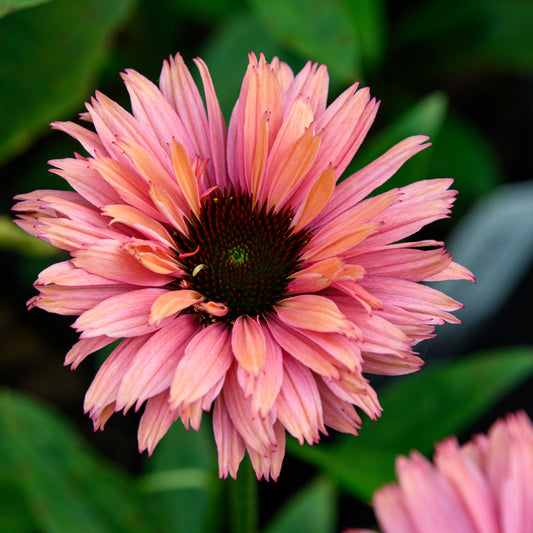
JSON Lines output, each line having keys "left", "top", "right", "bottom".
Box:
{"left": 228, "top": 460, "right": 258, "bottom": 533}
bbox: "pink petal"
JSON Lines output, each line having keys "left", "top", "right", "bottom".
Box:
{"left": 266, "top": 126, "right": 322, "bottom": 210}
{"left": 51, "top": 121, "right": 107, "bottom": 158}
{"left": 283, "top": 60, "right": 329, "bottom": 118}
{"left": 236, "top": 322, "right": 283, "bottom": 417}
{"left": 72, "top": 240, "right": 174, "bottom": 286}
{"left": 170, "top": 322, "right": 232, "bottom": 409}
{"left": 117, "top": 315, "right": 198, "bottom": 411}
{"left": 231, "top": 316, "right": 266, "bottom": 375}
{"left": 138, "top": 392, "right": 180, "bottom": 455}
{"left": 74, "top": 288, "right": 169, "bottom": 338}
{"left": 276, "top": 357, "right": 325, "bottom": 445}
{"left": 318, "top": 135, "right": 430, "bottom": 226}
{"left": 213, "top": 395, "right": 245, "bottom": 479}
{"left": 90, "top": 155, "right": 166, "bottom": 223}
{"left": 316, "top": 379, "right": 361, "bottom": 435}
{"left": 121, "top": 68, "right": 195, "bottom": 160}
{"left": 267, "top": 316, "right": 341, "bottom": 378}
{"left": 159, "top": 54, "right": 210, "bottom": 162}
{"left": 246, "top": 421, "right": 286, "bottom": 481}
{"left": 193, "top": 57, "right": 228, "bottom": 188}
{"left": 362, "top": 179, "right": 456, "bottom": 247}
{"left": 102, "top": 204, "right": 175, "bottom": 247}
{"left": 30, "top": 285, "right": 131, "bottom": 316}
{"left": 222, "top": 364, "right": 277, "bottom": 456}
{"left": 84, "top": 335, "right": 150, "bottom": 416}
{"left": 36, "top": 260, "right": 118, "bottom": 286}
{"left": 64, "top": 336, "right": 114, "bottom": 369}
{"left": 49, "top": 156, "right": 121, "bottom": 208}
{"left": 87, "top": 91, "right": 172, "bottom": 178}
{"left": 275, "top": 294, "right": 358, "bottom": 337}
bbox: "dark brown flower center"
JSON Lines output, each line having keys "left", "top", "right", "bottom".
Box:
{"left": 174, "top": 190, "right": 310, "bottom": 322}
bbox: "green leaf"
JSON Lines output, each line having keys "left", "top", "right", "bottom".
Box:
{"left": 249, "top": 0, "right": 362, "bottom": 82}
{"left": 140, "top": 420, "right": 220, "bottom": 533}
{"left": 288, "top": 346, "right": 533, "bottom": 501}
{"left": 342, "top": 0, "right": 387, "bottom": 74}
{"left": 0, "top": 389, "right": 167, "bottom": 533}
{"left": 396, "top": 0, "right": 533, "bottom": 76}
{"left": 169, "top": 0, "right": 246, "bottom": 22}
{"left": 0, "top": 0, "right": 136, "bottom": 164}
{"left": 430, "top": 114, "right": 502, "bottom": 208}
{"left": 263, "top": 476, "right": 336, "bottom": 533}
{"left": 0, "top": 0, "right": 48, "bottom": 17}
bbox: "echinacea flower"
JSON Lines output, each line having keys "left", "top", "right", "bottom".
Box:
{"left": 346, "top": 411, "right": 533, "bottom": 533}
{"left": 13, "top": 52, "right": 473, "bottom": 480}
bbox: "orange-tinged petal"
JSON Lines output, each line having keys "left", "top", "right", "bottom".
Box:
{"left": 266, "top": 127, "right": 321, "bottom": 210}
{"left": 171, "top": 139, "right": 201, "bottom": 216}
{"left": 150, "top": 289, "right": 203, "bottom": 325}
{"left": 250, "top": 113, "right": 269, "bottom": 202}
{"left": 302, "top": 222, "right": 380, "bottom": 261}
{"left": 291, "top": 166, "right": 336, "bottom": 231}
{"left": 275, "top": 294, "right": 358, "bottom": 337}
{"left": 123, "top": 239, "right": 181, "bottom": 275}
{"left": 149, "top": 181, "right": 188, "bottom": 234}
{"left": 102, "top": 204, "right": 174, "bottom": 247}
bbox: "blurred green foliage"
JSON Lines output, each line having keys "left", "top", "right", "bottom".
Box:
{"left": 1, "top": 0, "right": 532, "bottom": 532}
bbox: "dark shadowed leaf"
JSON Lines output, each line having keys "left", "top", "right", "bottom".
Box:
{"left": 0, "top": 0, "right": 136, "bottom": 164}
{"left": 288, "top": 347, "right": 533, "bottom": 501}
{"left": 263, "top": 476, "right": 336, "bottom": 533}
{"left": 343, "top": 0, "right": 386, "bottom": 74}
{"left": 0, "top": 0, "right": 48, "bottom": 17}
{"left": 140, "top": 419, "right": 220, "bottom": 533}
{"left": 396, "top": 0, "right": 533, "bottom": 76}
{"left": 429, "top": 114, "right": 502, "bottom": 208}
{"left": 249, "top": 0, "right": 361, "bottom": 82}
{"left": 0, "top": 389, "right": 167, "bottom": 533}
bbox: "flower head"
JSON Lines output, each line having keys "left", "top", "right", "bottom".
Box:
{"left": 347, "top": 411, "right": 533, "bottom": 533}
{"left": 13, "top": 53, "right": 473, "bottom": 480}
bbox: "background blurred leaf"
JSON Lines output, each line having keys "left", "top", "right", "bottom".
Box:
{"left": 263, "top": 476, "right": 336, "bottom": 533}
{"left": 140, "top": 420, "right": 220, "bottom": 533}
{"left": 249, "top": 0, "right": 361, "bottom": 82}
{"left": 396, "top": 0, "right": 533, "bottom": 76}
{"left": 343, "top": 0, "right": 386, "bottom": 75}
{"left": 170, "top": 0, "right": 245, "bottom": 22}
{"left": 0, "top": 389, "right": 167, "bottom": 533}
{"left": 288, "top": 346, "right": 533, "bottom": 501}
{"left": 0, "top": 0, "right": 136, "bottom": 165}
{"left": 0, "top": 0, "right": 48, "bottom": 17}
{"left": 429, "top": 114, "right": 503, "bottom": 210}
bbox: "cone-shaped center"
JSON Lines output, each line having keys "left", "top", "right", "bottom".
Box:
{"left": 174, "top": 190, "right": 310, "bottom": 321}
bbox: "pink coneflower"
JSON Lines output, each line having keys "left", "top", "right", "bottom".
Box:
{"left": 347, "top": 411, "right": 533, "bottom": 533}
{"left": 13, "top": 53, "right": 473, "bottom": 480}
